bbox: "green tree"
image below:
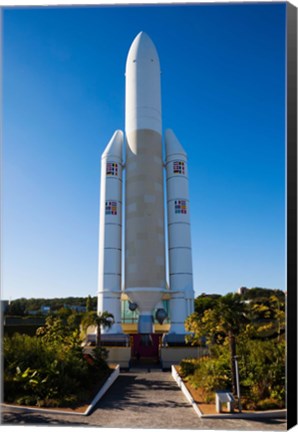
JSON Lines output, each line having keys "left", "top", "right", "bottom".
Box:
{"left": 6, "top": 299, "right": 26, "bottom": 316}
{"left": 268, "top": 294, "right": 285, "bottom": 341}
{"left": 194, "top": 294, "right": 221, "bottom": 315}
{"left": 185, "top": 290, "right": 285, "bottom": 407}
{"left": 86, "top": 295, "right": 93, "bottom": 312}
{"left": 242, "top": 287, "right": 285, "bottom": 302}
{"left": 186, "top": 293, "right": 247, "bottom": 395}
{"left": 56, "top": 307, "right": 72, "bottom": 320}
{"left": 81, "top": 311, "right": 114, "bottom": 347}
{"left": 216, "top": 294, "right": 247, "bottom": 394}
{"left": 242, "top": 292, "right": 285, "bottom": 340}
{"left": 36, "top": 315, "right": 81, "bottom": 351}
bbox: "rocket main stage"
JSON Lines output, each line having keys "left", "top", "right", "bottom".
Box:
{"left": 98, "top": 32, "right": 194, "bottom": 337}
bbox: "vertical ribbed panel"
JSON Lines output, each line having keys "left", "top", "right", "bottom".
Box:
{"left": 165, "top": 129, "right": 195, "bottom": 333}
{"left": 98, "top": 130, "right": 123, "bottom": 334}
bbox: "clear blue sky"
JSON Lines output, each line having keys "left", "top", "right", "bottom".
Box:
{"left": 2, "top": 3, "right": 286, "bottom": 300}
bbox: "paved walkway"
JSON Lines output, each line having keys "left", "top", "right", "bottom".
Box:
{"left": 1, "top": 369, "right": 287, "bottom": 430}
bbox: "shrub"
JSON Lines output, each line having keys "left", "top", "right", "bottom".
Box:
{"left": 180, "top": 352, "right": 230, "bottom": 403}
{"left": 179, "top": 359, "right": 199, "bottom": 377}
{"left": 3, "top": 317, "right": 110, "bottom": 407}
{"left": 255, "top": 398, "right": 284, "bottom": 411}
{"left": 189, "top": 357, "right": 230, "bottom": 392}
{"left": 238, "top": 338, "right": 285, "bottom": 407}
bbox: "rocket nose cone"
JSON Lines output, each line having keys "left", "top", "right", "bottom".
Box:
{"left": 125, "top": 31, "right": 161, "bottom": 134}
{"left": 165, "top": 129, "right": 187, "bottom": 158}
{"left": 102, "top": 130, "right": 123, "bottom": 159}
{"left": 134, "top": 31, "right": 154, "bottom": 48}
{"left": 126, "top": 31, "right": 159, "bottom": 66}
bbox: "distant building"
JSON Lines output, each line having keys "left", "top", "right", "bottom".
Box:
{"left": 41, "top": 306, "right": 51, "bottom": 314}
{"left": 238, "top": 287, "right": 249, "bottom": 295}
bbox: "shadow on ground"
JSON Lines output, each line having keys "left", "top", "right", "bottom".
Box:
{"left": 91, "top": 373, "right": 187, "bottom": 413}
{"left": 1, "top": 371, "right": 287, "bottom": 430}
{"left": 1, "top": 410, "right": 87, "bottom": 425}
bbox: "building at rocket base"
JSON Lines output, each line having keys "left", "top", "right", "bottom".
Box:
{"left": 97, "top": 32, "right": 195, "bottom": 349}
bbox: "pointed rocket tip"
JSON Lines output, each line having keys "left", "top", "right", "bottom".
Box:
{"left": 127, "top": 31, "right": 159, "bottom": 66}
{"left": 132, "top": 31, "right": 154, "bottom": 46}
{"left": 135, "top": 31, "right": 150, "bottom": 41}
{"left": 102, "top": 130, "right": 123, "bottom": 159}
{"left": 136, "top": 31, "right": 153, "bottom": 43}
{"left": 114, "top": 129, "right": 124, "bottom": 139}
{"left": 165, "top": 129, "right": 187, "bottom": 158}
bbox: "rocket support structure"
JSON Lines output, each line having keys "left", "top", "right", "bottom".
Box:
{"left": 97, "top": 32, "right": 194, "bottom": 336}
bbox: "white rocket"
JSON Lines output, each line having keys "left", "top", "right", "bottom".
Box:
{"left": 98, "top": 32, "right": 194, "bottom": 335}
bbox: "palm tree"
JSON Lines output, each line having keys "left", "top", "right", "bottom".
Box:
{"left": 186, "top": 293, "right": 247, "bottom": 395}
{"left": 82, "top": 311, "right": 114, "bottom": 347}
{"left": 214, "top": 293, "right": 247, "bottom": 395}
{"left": 86, "top": 295, "right": 93, "bottom": 312}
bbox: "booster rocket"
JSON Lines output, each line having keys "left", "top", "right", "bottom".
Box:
{"left": 98, "top": 32, "right": 194, "bottom": 335}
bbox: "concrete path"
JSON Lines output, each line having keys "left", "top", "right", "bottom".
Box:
{"left": 1, "top": 369, "right": 287, "bottom": 430}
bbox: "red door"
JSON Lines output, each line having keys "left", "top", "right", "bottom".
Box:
{"left": 131, "top": 334, "right": 161, "bottom": 360}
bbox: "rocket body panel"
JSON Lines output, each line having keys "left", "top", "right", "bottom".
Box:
{"left": 124, "top": 32, "right": 166, "bottom": 333}
{"left": 165, "top": 129, "right": 195, "bottom": 333}
{"left": 98, "top": 130, "right": 123, "bottom": 333}
{"left": 125, "top": 129, "right": 166, "bottom": 289}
